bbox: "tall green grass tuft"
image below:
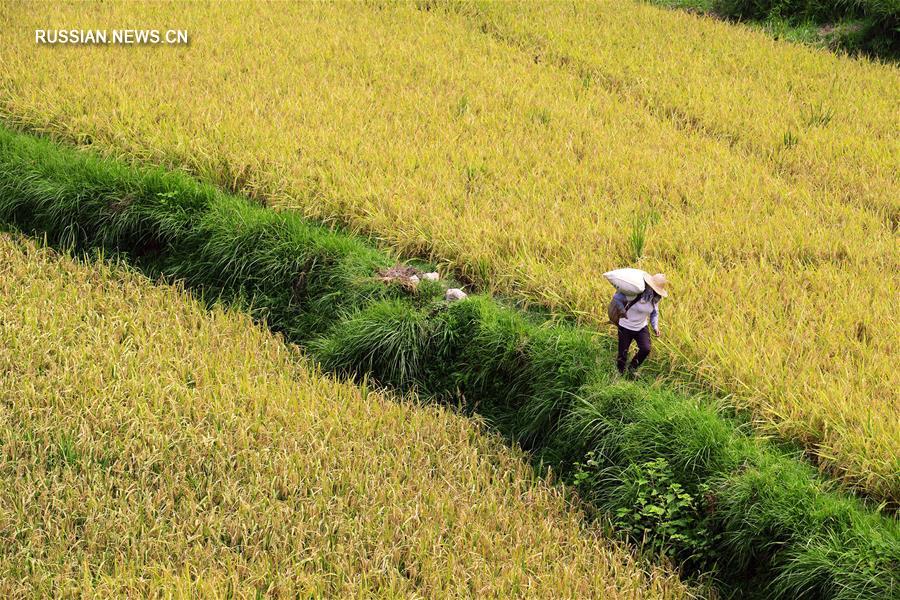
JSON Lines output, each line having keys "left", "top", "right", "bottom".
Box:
{"left": 0, "top": 125, "right": 896, "bottom": 599}
{"left": 629, "top": 209, "right": 660, "bottom": 263}
{"left": 314, "top": 299, "right": 434, "bottom": 390}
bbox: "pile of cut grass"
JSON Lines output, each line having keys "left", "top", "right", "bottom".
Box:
{"left": 0, "top": 125, "right": 896, "bottom": 599}
{"left": 1, "top": 0, "right": 896, "bottom": 499}
{"left": 0, "top": 232, "right": 689, "bottom": 598}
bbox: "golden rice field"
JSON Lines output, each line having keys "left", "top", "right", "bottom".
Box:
{"left": 0, "top": 1, "right": 897, "bottom": 500}
{"left": 0, "top": 232, "right": 690, "bottom": 599}
{"left": 460, "top": 0, "right": 900, "bottom": 222}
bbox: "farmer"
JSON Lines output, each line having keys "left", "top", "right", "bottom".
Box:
{"left": 612, "top": 273, "right": 668, "bottom": 375}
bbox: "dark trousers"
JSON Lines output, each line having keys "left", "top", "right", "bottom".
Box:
{"left": 617, "top": 325, "right": 651, "bottom": 373}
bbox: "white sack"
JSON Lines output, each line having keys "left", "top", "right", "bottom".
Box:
{"left": 603, "top": 268, "right": 646, "bottom": 296}
{"left": 445, "top": 288, "right": 468, "bottom": 302}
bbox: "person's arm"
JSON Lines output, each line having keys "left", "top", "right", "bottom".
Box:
{"left": 612, "top": 291, "right": 627, "bottom": 311}
{"left": 650, "top": 302, "right": 660, "bottom": 335}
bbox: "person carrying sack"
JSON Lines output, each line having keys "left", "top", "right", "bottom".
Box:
{"left": 610, "top": 273, "right": 668, "bottom": 376}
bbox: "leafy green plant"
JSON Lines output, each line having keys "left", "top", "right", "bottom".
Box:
{"left": 572, "top": 450, "right": 603, "bottom": 490}
{"left": 574, "top": 455, "right": 718, "bottom": 567}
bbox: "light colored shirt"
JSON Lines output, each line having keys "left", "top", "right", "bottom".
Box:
{"left": 613, "top": 291, "right": 659, "bottom": 332}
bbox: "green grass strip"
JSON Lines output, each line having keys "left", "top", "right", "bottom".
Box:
{"left": 0, "top": 125, "right": 896, "bottom": 599}
{"left": 646, "top": 0, "right": 900, "bottom": 59}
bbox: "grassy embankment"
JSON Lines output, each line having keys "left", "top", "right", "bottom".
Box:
{"left": 648, "top": 0, "right": 899, "bottom": 58}
{"left": 2, "top": 1, "right": 896, "bottom": 501}
{"left": 0, "top": 125, "right": 896, "bottom": 598}
{"left": 0, "top": 231, "right": 692, "bottom": 599}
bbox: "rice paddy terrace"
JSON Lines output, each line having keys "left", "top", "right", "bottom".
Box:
{"left": 0, "top": 1, "right": 897, "bottom": 598}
